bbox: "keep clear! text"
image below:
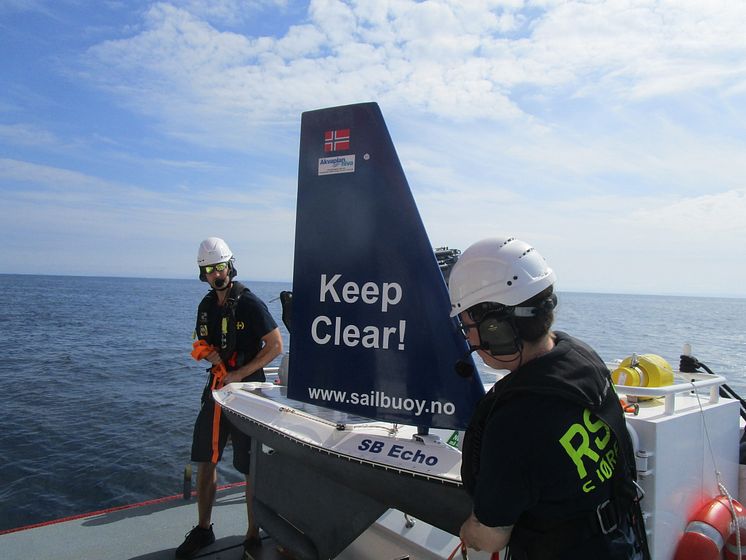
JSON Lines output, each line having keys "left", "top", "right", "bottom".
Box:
{"left": 311, "top": 273, "right": 406, "bottom": 350}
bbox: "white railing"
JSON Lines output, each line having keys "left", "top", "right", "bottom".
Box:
{"left": 614, "top": 371, "right": 729, "bottom": 415}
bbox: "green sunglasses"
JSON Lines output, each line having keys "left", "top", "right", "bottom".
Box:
{"left": 202, "top": 262, "right": 229, "bottom": 274}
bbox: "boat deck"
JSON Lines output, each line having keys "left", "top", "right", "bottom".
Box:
{"left": 1, "top": 484, "right": 287, "bottom": 560}
{"left": 1, "top": 482, "right": 477, "bottom": 560}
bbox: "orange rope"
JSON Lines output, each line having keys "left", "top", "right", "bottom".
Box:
{"left": 209, "top": 372, "right": 223, "bottom": 463}
{"left": 447, "top": 540, "right": 467, "bottom": 560}
{"left": 192, "top": 340, "right": 228, "bottom": 463}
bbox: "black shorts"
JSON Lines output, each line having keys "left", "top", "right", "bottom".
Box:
{"left": 190, "top": 372, "right": 265, "bottom": 473}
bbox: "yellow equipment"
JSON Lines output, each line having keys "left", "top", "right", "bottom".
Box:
{"left": 612, "top": 353, "right": 674, "bottom": 388}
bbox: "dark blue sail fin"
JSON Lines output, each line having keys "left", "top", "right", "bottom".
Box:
{"left": 287, "top": 102, "right": 484, "bottom": 430}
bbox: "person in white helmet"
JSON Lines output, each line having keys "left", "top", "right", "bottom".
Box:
{"left": 176, "top": 237, "right": 283, "bottom": 560}
{"left": 449, "top": 237, "right": 648, "bottom": 560}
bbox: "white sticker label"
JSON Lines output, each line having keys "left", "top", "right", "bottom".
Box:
{"left": 318, "top": 155, "right": 355, "bottom": 176}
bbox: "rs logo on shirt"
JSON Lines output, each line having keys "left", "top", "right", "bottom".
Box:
{"left": 558, "top": 409, "right": 619, "bottom": 493}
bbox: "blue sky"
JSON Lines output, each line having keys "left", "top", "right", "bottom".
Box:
{"left": 2, "top": 0, "right": 745, "bottom": 296}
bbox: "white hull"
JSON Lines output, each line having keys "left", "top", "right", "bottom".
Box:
{"left": 215, "top": 382, "right": 463, "bottom": 482}
{"left": 214, "top": 377, "right": 477, "bottom": 559}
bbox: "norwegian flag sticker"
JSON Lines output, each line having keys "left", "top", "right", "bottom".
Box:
{"left": 324, "top": 129, "right": 350, "bottom": 152}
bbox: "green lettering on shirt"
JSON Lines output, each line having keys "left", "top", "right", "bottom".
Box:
{"left": 558, "top": 409, "right": 612, "bottom": 482}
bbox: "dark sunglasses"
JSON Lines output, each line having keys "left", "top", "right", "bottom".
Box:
{"left": 201, "top": 262, "right": 229, "bottom": 275}
{"left": 467, "top": 302, "right": 514, "bottom": 323}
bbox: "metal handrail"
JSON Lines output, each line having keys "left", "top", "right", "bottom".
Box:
{"left": 613, "top": 371, "right": 729, "bottom": 415}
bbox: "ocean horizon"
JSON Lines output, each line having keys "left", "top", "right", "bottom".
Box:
{"left": 4, "top": 272, "right": 745, "bottom": 300}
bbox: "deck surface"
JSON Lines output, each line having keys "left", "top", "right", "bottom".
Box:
{"left": 1, "top": 485, "right": 287, "bottom": 560}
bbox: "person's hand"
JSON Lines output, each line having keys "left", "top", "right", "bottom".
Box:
{"left": 205, "top": 350, "right": 222, "bottom": 367}
{"left": 223, "top": 371, "right": 243, "bottom": 384}
{"left": 460, "top": 516, "right": 480, "bottom": 551}
{"left": 459, "top": 512, "right": 512, "bottom": 554}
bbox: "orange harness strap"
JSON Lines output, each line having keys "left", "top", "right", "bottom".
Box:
{"left": 191, "top": 340, "right": 229, "bottom": 463}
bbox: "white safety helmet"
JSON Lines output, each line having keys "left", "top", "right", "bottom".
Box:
{"left": 197, "top": 237, "right": 233, "bottom": 266}
{"left": 448, "top": 237, "right": 556, "bottom": 317}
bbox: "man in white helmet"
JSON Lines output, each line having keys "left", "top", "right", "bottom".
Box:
{"left": 176, "top": 237, "right": 283, "bottom": 559}
{"left": 449, "top": 237, "right": 647, "bottom": 560}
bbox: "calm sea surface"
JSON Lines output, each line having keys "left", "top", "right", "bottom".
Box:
{"left": 1, "top": 274, "right": 745, "bottom": 532}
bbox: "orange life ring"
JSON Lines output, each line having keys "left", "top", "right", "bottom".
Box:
{"left": 674, "top": 495, "right": 744, "bottom": 560}
{"left": 725, "top": 514, "right": 746, "bottom": 560}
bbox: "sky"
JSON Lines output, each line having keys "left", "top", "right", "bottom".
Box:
{"left": 1, "top": 0, "right": 745, "bottom": 297}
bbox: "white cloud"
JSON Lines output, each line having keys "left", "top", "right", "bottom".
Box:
{"left": 0, "top": 0, "right": 55, "bottom": 16}
{"left": 4, "top": 1, "right": 746, "bottom": 294}
{"left": 0, "top": 124, "right": 58, "bottom": 147}
{"left": 0, "top": 157, "right": 297, "bottom": 278}
{"left": 417, "top": 187, "right": 746, "bottom": 296}
{"left": 76, "top": 0, "right": 746, "bottom": 151}
{"left": 169, "top": 0, "right": 289, "bottom": 27}
{"left": 521, "top": 0, "right": 746, "bottom": 98}
{"left": 80, "top": 1, "right": 537, "bottom": 141}
{"left": 631, "top": 188, "right": 746, "bottom": 236}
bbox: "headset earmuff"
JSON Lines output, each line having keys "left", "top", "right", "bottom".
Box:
{"left": 477, "top": 312, "right": 522, "bottom": 356}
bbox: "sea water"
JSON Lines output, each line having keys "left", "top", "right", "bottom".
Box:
{"left": 0, "top": 274, "right": 745, "bottom": 532}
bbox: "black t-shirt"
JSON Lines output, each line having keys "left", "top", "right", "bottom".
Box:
{"left": 196, "top": 281, "right": 278, "bottom": 380}
{"left": 470, "top": 332, "right": 639, "bottom": 559}
{"left": 474, "top": 392, "right": 617, "bottom": 528}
